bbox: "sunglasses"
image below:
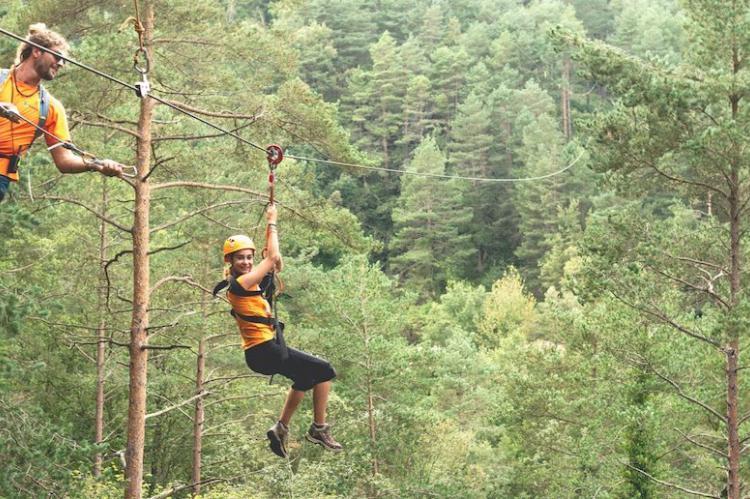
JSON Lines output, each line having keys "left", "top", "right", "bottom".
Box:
{"left": 43, "top": 49, "right": 66, "bottom": 64}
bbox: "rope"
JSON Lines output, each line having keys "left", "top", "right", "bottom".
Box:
{"left": 132, "top": 0, "right": 146, "bottom": 49}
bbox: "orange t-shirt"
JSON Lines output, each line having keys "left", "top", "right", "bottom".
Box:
{"left": 0, "top": 69, "right": 70, "bottom": 181}
{"left": 227, "top": 282, "right": 275, "bottom": 350}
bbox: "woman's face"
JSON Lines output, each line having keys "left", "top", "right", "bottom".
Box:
{"left": 231, "top": 248, "right": 255, "bottom": 275}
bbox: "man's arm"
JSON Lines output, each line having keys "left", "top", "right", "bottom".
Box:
{"left": 49, "top": 146, "right": 123, "bottom": 176}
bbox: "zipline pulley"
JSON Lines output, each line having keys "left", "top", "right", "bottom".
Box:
{"left": 133, "top": 48, "right": 150, "bottom": 98}
{"left": 266, "top": 144, "right": 283, "bottom": 204}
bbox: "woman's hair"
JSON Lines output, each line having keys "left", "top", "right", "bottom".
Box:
{"left": 15, "top": 23, "right": 69, "bottom": 64}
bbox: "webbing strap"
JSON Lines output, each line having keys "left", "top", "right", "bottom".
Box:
{"left": 230, "top": 309, "right": 276, "bottom": 327}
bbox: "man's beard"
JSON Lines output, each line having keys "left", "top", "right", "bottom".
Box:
{"left": 33, "top": 58, "right": 55, "bottom": 81}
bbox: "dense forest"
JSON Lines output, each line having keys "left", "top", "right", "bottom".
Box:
{"left": 1, "top": 0, "right": 748, "bottom": 497}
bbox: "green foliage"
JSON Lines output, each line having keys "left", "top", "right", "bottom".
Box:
{"left": 390, "top": 137, "right": 474, "bottom": 297}
{"left": 5, "top": 0, "right": 744, "bottom": 497}
{"left": 476, "top": 267, "right": 536, "bottom": 349}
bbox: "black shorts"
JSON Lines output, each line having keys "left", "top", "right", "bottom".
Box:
{"left": 244, "top": 340, "right": 336, "bottom": 392}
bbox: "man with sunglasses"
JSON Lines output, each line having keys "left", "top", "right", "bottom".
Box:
{"left": 0, "top": 23, "right": 124, "bottom": 202}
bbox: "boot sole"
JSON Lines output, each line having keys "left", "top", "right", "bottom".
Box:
{"left": 267, "top": 429, "right": 288, "bottom": 458}
{"left": 305, "top": 433, "right": 343, "bottom": 452}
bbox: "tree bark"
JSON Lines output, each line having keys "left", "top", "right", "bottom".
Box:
{"left": 94, "top": 179, "right": 108, "bottom": 477}
{"left": 725, "top": 41, "right": 742, "bottom": 497}
{"left": 192, "top": 338, "right": 206, "bottom": 495}
{"left": 125, "top": 4, "right": 156, "bottom": 498}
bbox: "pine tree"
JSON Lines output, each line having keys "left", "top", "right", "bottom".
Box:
{"left": 390, "top": 137, "right": 474, "bottom": 297}
{"left": 369, "top": 31, "right": 405, "bottom": 168}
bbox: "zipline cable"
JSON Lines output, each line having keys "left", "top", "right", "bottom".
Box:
{"left": 285, "top": 146, "right": 587, "bottom": 183}
{"left": 0, "top": 27, "right": 267, "bottom": 155}
{"left": 0, "top": 27, "right": 586, "bottom": 184}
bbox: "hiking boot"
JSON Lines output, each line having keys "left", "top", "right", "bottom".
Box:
{"left": 266, "top": 421, "right": 289, "bottom": 458}
{"left": 306, "top": 423, "right": 343, "bottom": 452}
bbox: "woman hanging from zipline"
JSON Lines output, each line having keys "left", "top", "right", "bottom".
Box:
{"left": 216, "top": 203, "right": 342, "bottom": 458}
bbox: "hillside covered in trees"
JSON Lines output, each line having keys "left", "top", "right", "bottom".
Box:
{"left": 1, "top": 0, "right": 748, "bottom": 497}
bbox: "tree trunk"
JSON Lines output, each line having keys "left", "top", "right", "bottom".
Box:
{"left": 125, "top": 4, "right": 156, "bottom": 498}
{"left": 192, "top": 338, "right": 206, "bottom": 495}
{"left": 726, "top": 37, "right": 742, "bottom": 493}
{"left": 561, "top": 57, "right": 572, "bottom": 141}
{"left": 94, "top": 179, "right": 108, "bottom": 477}
{"left": 363, "top": 320, "right": 379, "bottom": 476}
{"left": 726, "top": 167, "right": 741, "bottom": 499}
{"left": 726, "top": 342, "right": 740, "bottom": 499}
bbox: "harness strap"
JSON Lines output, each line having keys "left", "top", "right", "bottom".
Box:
{"left": 35, "top": 86, "right": 49, "bottom": 141}
{"left": 230, "top": 309, "right": 277, "bottom": 327}
{"left": 212, "top": 277, "right": 264, "bottom": 297}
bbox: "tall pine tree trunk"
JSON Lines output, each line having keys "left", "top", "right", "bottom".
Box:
{"left": 192, "top": 337, "right": 206, "bottom": 495}
{"left": 726, "top": 163, "right": 740, "bottom": 499}
{"left": 725, "top": 47, "right": 742, "bottom": 499}
{"left": 94, "top": 179, "right": 109, "bottom": 477}
{"left": 125, "top": 4, "right": 156, "bottom": 497}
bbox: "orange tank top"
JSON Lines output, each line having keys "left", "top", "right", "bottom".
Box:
{"left": 0, "top": 68, "right": 70, "bottom": 180}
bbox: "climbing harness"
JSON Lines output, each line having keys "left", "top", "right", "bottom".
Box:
{"left": 212, "top": 274, "right": 288, "bottom": 361}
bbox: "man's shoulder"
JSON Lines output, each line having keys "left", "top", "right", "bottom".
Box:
{"left": 45, "top": 91, "right": 66, "bottom": 113}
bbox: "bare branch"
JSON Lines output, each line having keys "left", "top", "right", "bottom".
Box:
{"left": 647, "top": 362, "right": 726, "bottom": 424}
{"left": 664, "top": 253, "right": 728, "bottom": 274}
{"left": 610, "top": 292, "right": 721, "bottom": 348}
{"left": 151, "top": 200, "right": 256, "bottom": 233}
{"left": 645, "top": 264, "right": 730, "bottom": 309}
{"left": 38, "top": 195, "right": 132, "bottom": 233}
{"left": 628, "top": 150, "right": 729, "bottom": 200}
{"left": 70, "top": 116, "right": 141, "bottom": 139}
{"left": 622, "top": 462, "right": 719, "bottom": 498}
{"left": 150, "top": 275, "right": 193, "bottom": 295}
{"left": 157, "top": 98, "right": 264, "bottom": 120}
{"left": 151, "top": 181, "right": 266, "bottom": 197}
{"left": 141, "top": 343, "right": 194, "bottom": 352}
{"left": 152, "top": 118, "right": 261, "bottom": 142}
{"left": 675, "top": 428, "right": 726, "bottom": 459}
{"left": 152, "top": 37, "right": 227, "bottom": 46}
{"left": 0, "top": 260, "right": 41, "bottom": 274}
{"left": 145, "top": 391, "right": 210, "bottom": 421}
{"left": 205, "top": 373, "right": 265, "bottom": 385}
